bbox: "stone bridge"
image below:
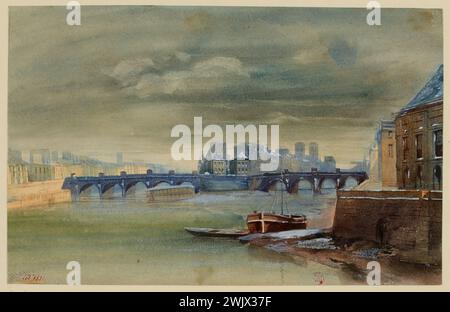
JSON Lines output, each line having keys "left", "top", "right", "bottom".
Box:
{"left": 248, "top": 169, "right": 368, "bottom": 194}
{"left": 62, "top": 170, "right": 202, "bottom": 201}
{"left": 62, "top": 169, "right": 368, "bottom": 200}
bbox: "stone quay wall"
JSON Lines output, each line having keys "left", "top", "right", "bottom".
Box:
{"left": 7, "top": 180, "right": 71, "bottom": 209}
{"left": 333, "top": 189, "right": 442, "bottom": 265}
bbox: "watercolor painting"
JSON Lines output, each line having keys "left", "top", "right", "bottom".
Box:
{"left": 7, "top": 5, "right": 442, "bottom": 285}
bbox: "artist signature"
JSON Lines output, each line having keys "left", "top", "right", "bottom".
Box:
{"left": 9, "top": 272, "right": 45, "bottom": 284}
{"left": 313, "top": 272, "right": 325, "bottom": 285}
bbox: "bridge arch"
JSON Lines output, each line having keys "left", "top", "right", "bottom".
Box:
{"left": 149, "top": 180, "right": 173, "bottom": 189}
{"left": 125, "top": 181, "right": 148, "bottom": 196}
{"left": 102, "top": 183, "right": 119, "bottom": 194}
{"left": 79, "top": 183, "right": 96, "bottom": 193}
{"left": 288, "top": 177, "right": 314, "bottom": 192}
{"left": 79, "top": 183, "right": 100, "bottom": 198}
{"left": 298, "top": 179, "right": 314, "bottom": 190}
{"left": 343, "top": 176, "right": 358, "bottom": 189}
{"left": 100, "top": 183, "right": 122, "bottom": 199}
{"left": 271, "top": 180, "right": 287, "bottom": 192}
{"left": 260, "top": 177, "right": 288, "bottom": 192}
{"left": 320, "top": 178, "right": 337, "bottom": 189}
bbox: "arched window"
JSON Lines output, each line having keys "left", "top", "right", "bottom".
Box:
{"left": 433, "top": 130, "right": 443, "bottom": 158}
{"left": 433, "top": 165, "right": 442, "bottom": 190}
{"left": 416, "top": 165, "right": 423, "bottom": 189}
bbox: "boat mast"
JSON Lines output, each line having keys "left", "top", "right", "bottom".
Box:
{"left": 280, "top": 176, "right": 284, "bottom": 215}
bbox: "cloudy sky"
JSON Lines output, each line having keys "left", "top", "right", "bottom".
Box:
{"left": 8, "top": 6, "right": 443, "bottom": 170}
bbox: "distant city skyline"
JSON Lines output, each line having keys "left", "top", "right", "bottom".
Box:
{"left": 9, "top": 140, "right": 339, "bottom": 169}
{"left": 9, "top": 148, "right": 155, "bottom": 166}
{"left": 8, "top": 7, "right": 443, "bottom": 171}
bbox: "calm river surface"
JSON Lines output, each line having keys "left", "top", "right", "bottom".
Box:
{"left": 8, "top": 189, "right": 358, "bottom": 285}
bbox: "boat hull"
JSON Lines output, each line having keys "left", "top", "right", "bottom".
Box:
{"left": 246, "top": 212, "right": 307, "bottom": 233}
{"left": 185, "top": 227, "right": 250, "bottom": 238}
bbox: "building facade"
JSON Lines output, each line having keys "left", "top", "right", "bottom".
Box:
{"left": 309, "top": 142, "right": 319, "bottom": 164}
{"left": 28, "top": 163, "right": 53, "bottom": 182}
{"left": 120, "top": 162, "right": 150, "bottom": 174}
{"left": 229, "top": 159, "right": 250, "bottom": 175}
{"left": 29, "top": 149, "right": 51, "bottom": 164}
{"left": 368, "top": 120, "right": 397, "bottom": 188}
{"left": 294, "top": 142, "right": 305, "bottom": 161}
{"left": 321, "top": 156, "right": 336, "bottom": 172}
{"left": 368, "top": 141, "right": 380, "bottom": 183}
{"left": 378, "top": 121, "right": 397, "bottom": 188}
{"left": 7, "top": 164, "right": 29, "bottom": 185}
{"left": 204, "top": 160, "right": 228, "bottom": 175}
{"left": 395, "top": 65, "right": 443, "bottom": 190}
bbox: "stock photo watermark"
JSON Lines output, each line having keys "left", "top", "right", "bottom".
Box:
{"left": 66, "top": 1, "right": 81, "bottom": 26}
{"left": 367, "top": 1, "right": 381, "bottom": 26}
{"left": 366, "top": 261, "right": 381, "bottom": 286}
{"left": 66, "top": 261, "right": 81, "bottom": 286}
{"left": 170, "top": 117, "right": 280, "bottom": 171}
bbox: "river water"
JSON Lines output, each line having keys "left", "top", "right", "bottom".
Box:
{"left": 8, "top": 189, "right": 359, "bottom": 285}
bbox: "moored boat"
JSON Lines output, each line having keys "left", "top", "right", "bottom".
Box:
{"left": 246, "top": 174, "right": 307, "bottom": 233}
{"left": 246, "top": 212, "right": 307, "bottom": 233}
{"left": 185, "top": 227, "right": 250, "bottom": 238}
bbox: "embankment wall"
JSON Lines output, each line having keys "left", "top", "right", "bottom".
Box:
{"left": 333, "top": 190, "right": 442, "bottom": 265}
{"left": 7, "top": 180, "right": 70, "bottom": 209}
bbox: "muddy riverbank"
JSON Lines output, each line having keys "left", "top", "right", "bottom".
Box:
{"left": 243, "top": 232, "right": 441, "bottom": 285}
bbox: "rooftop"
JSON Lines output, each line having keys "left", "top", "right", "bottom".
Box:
{"left": 400, "top": 64, "right": 443, "bottom": 113}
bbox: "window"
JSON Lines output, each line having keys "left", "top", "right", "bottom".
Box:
{"left": 402, "top": 137, "right": 408, "bottom": 160}
{"left": 433, "top": 165, "right": 442, "bottom": 190}
{"left": 388, "top": 131, "right": 393, "bottom": 138}
{"left": 434, "top": 130, "right": 443, "bottom": 158}
{"left": 388, "top": 144, "right": 393, "bottom": 158}
{"left": 415, "top": 134, "right": 423, "bottom": 159}
{"left": 416, "top": 165, "right": 423, "bottom": 189}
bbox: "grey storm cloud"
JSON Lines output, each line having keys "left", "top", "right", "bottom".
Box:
{"left": 110, "top": 55, "right": 250, "bottom": 98}
{"left": 328, "top": 39, "right": 358, "bottom": 67}
{"left": 8, "top": 6, "right": 443, "bottom": 169}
